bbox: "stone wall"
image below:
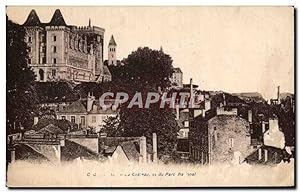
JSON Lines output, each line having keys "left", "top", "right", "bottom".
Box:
{"left": 208, "top": 115, "right": 251, "bottom": 164}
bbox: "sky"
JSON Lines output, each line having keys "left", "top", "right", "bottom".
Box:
{"left": 6, "top": 6, "right": 294, "bottom": 99}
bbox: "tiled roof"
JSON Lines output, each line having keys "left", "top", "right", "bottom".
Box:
{"left": 109, "top": 35, "right": 117, "bottom": 46}
{"left": 88, "top": 100, "right": 119, "bottom": 114}
{"left": 23, "top": 9, "right": 41, "bottom": 26}
{"left": 245, "top": 145, "right": 288, "bottom": 165}
{"left": 104, "top": 146, "right": 117, "bottom": 154}
{"left": 13, "top": 144, "right": 48, "bottom": 162}
{"left": 103, "top": 65, "right": 111, "bottom": 76}
{"left": 61, "top": 139, "right": 98, "bottom": 161}
{"left": 100, "top": 137, "right": 140, "bottom": 147}
{"left": 49, "top": 9, "right": 67, "bottom": 26}
{"left": 36, "top": 124, "right": 65, "bottom": 134}
{"left": 58, "top": 100, "right": 87, "bottom": 113}
{"left": 120, "top": 141, "right": 140, "bottom": 162}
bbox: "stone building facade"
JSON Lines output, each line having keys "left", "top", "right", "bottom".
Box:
{"left": 207, "top": 115, "right": 251, "bottom": 164}
{"left": 171, "top": 67, "right": 183, "bottom": 88}
{"left": 56, "top": 94, "right": 118, "bottom": 132}
{"left": 107, "top": 35, "right": 117, "bottom": 66}
{"left": 23, "top": 9, "right": 111, "bottom": 82}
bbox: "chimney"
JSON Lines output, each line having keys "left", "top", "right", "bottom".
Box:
{"left": 10, "top": 148, "right": 15, "bottom": 163}
{"left": 190, "top": 78, "right": 193, "bottom": 98}
{"left": 262, "top": 121, "right": 266, "bottom": 133}
{"left": 153, "top": 133, "right": 158, "bottom": 163}
{"left": 147, "top": 154, "right": 152, "bottom": 163}
{"left": 175, "top": 103, "right": 180, "bottom": 120}
{"left": 258, "top": 148, "right": 262, "bottom": 160}
{"left": 223, "top": 93, "right": 226, "bottom": 106}
{"left": 33, "top": 116, "right": 39, "bottom": 125}
{"left": 248, "top": 110, "right": 253, "bottom": 124}
{"left": 269, "top": 118, "right": 279, "bottom": 132}
{"left": 264, "top": 149, "right": 268, "bottom": 162}
{"left": 87, "top": 92, "right": 95, "bottom": 112}
{"left": 140, "top": 136, "right": 147, "bottom": 163}
{"left": 189, "top": 78, "right": 195, "bottom": 108}
{"left": 277, "top": 86, "right": 280, "bottom": 104}
{"left": 60, "top": 139, "right": 65, "bottom": 147}
{"left": 204, "top": 99, "right": 211, "bottom": 111}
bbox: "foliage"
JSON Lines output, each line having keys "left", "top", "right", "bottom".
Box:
{"left": 101, "top": 116, "right": 122, "bottom": 137}
{"left": 108, "top": 47, "right": 174, "bottom": 91}
{"left": 102, "top": 47, "right": 179, "bottom": 158}
{"left": 118, "top": 107, "right": 180, "bottom": 158}
{"left": 7, "top": 16, "right": 39, "bottom": 133}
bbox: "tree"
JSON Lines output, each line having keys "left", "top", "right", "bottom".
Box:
{"left": 109, "top": 47, "right": 174, "bottom": 91}
{"left": 7, "top": 16, "right": 38, "bottom": 133}
{"left": 101, "top": 116, "right": 122, "bottom": 137}
{"left": 118, "top": 107, "right": 179, "bottom": 159}
{"left": 103, "top": 47, "right": 179, "bottom": 160}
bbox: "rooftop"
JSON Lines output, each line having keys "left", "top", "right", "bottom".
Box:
{"left": 109, "top": 35, "right": 117, "bottom": 46}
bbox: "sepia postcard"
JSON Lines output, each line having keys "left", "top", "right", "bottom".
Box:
{"left": 6, "top": 6, "right": 295, "bottom": 188}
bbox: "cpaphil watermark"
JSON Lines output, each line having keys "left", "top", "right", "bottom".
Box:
{"left": 99, "top": 92, "right": 197, "bottom": 109}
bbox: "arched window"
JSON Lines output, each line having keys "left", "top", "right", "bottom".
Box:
{"left": 39, "top": 69, "right": 44, "bottom": 81}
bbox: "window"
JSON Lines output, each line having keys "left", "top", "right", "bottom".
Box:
{"left": 92, "top": 116, "right": 96, "bottom": 123}
{"left": 80, "top": 116, "right": 86, "bottom": 127}
{"left": 229, "top": 138, "right": 234, "bottom": 148}
{"left": 61, "top": 116, "right": 66, "bottom": 120}
{"left": 51, "top": 69, "right": 56, "bottom": 77}
{"left": 28, "top": 36, "right": 32, "bottom": 42}
{"left": 184, "top": 121, "right": 189, "bottom": 128}
{"left": 71, "top": 116, "right": 75, "bottom": 123}
{"left": 39, "top": 34, "right": 44, "bottom": 42}
{"left": 39, "top": 69, "right": 44, "bottom": 81}
{"left": 42, "top": 57, "right": 46, "bottom": 64}
{"left": 52, "top": 46, "right": 57, "bottom": 53}
{"left": 28, "top": 58, "right": 31, "bottom": 64}
{"left": 52, "top": 58, "right": 57, "bottom": 64}
{"left": 28, "top": 47, "right": 32, "bottom": 52}
{"left": 52, "top": 35, "right": 57, "bottom": 42}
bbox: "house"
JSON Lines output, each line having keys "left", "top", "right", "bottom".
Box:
{"left": 189, "top": 93, "right": 255, "bottom": 165}
{"left": 61, "top": 139, "right": 98, "bottom": 161}
{"left": 56, "top": 93, "right": 119, "bottom": 132}
{"left": 99, "top": 133, "right": 158, "bottom": 164}
{"left": 263, "top": 117, "right": 285, "bottom": 149}
{"left": 207, "top": 114, "right": 251, "bottom": 164}
{"left": 110, "top": 141, "right": 141, "bottom": 164}
{"left": 36, "top": 124, "right": 65, "bottom": 135}
{"left": 245, "top": 145, "right": 290, "bottom": 165}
